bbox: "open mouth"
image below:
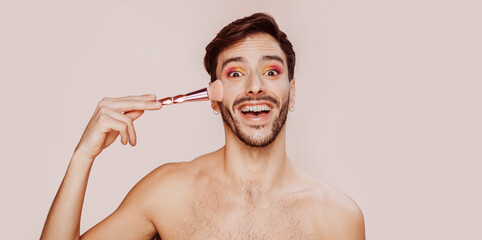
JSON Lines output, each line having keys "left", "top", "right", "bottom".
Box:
{"left": 239, "top": 104, "right": 272, "bottom": 117}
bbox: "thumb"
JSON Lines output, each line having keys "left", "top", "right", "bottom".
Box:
{"left": 124, "top": 110, "right": 145, "bottom": 121}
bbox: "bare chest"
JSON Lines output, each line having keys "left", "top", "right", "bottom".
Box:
{"left": 166, "top": 186, "right": 317, "bottom": 240}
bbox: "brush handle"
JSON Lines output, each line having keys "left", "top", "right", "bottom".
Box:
{"left": 156, "top": 88, "right": 209, "bottom": 105}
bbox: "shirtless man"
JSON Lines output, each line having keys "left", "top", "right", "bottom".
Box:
{"left": 41, "top": 13, "right": 365, "bottom": 240}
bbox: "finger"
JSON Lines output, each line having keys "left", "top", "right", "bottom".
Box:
{"left": 124, "top": 110, "right": 145, "bottom": 121}
{"left": 103, "top": 108, "right": 137, "bottom": 146}
{"left": 108, "top": 99, "right": 162, "bottom": 112}
{"left": 112, "top": 94, "right": 157, "bottom": 101}
{"left": 102, "top": 117, "right": 130, "bottom": 145}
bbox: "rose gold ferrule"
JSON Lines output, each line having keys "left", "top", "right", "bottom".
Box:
{"left": 184, "top": 88, "right": 209, "bottom": 102}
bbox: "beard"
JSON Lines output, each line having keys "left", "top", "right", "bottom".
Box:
{"left": 219, "top": 95, "right": 290, "bottom": 148}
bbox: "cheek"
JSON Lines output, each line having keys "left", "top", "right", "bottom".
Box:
{"left": 221, "top": 82, "right": 241, "bottom": 106}
{"left": 265, "top": 81, "right": 291, "bottom": 97}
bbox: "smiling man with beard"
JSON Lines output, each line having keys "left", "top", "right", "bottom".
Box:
{"left": 41, "top": 13, "right": 365, "bottom": 240}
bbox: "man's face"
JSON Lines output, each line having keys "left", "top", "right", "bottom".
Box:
{"left": 214, "top": 33, "right": 295, "bottom": 147}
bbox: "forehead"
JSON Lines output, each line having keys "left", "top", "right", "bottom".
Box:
{"left": 217, "top": 33, "right": 286, "bottom": 66}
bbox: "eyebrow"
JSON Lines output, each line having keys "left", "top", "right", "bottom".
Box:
{"left": 221, "top": 57, "right": 245, "bottom": 70}
{"left": 261, "top": 55, "right": 284, "bottom": 65}
{"left": 220, "top": 55, "right": 285, "bottom": 70}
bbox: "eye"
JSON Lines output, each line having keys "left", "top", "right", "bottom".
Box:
{"left": 263, "top": 69, "right": 279, "bottom": 77}
{"left": 228, "top": 71, "right": 244, "bottom": 78}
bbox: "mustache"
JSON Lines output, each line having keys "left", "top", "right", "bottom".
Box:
{"left": 232, "top": 95, "right": 280, "bottom": 110}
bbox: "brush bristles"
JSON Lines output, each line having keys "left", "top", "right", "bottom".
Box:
{"left": 207, "top": 80, "right": 224, "bottom": 102}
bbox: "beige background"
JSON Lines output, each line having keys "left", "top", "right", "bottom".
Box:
{"left": 1, "top": 0, "right": 481, "bottom": 239}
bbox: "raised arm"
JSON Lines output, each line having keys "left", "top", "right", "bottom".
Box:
{"left": 40, "top": 94, "right": 162, "bottom": 240}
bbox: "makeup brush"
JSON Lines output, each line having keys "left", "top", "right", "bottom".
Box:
{"left": 156, "top": 79, "right": 224, "bottom": 105}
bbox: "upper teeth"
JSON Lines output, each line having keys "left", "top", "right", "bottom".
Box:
{"left": 241, "top": 105, "right": 271, "bottom": 113}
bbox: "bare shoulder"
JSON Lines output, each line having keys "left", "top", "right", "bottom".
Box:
{"left": 132, "top": 153, "right": 219, "bottom": 232}
{"left": 103, "top": 163, "right": 178, "bottom": 227}
{"left": 142, "top": 151, "right": 218, "bottom": 195}
{"left": 133, "top": 160, "right": 200, "bottom": 215}
{"left": 293, "top": 170, "right": 366, "bottom": 239}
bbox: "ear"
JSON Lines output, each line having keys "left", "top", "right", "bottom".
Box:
{"left": 289, "top": 78, "right": 296, "bottom": 110}
{"left": 211, "top": 101, "right": 220, "bottom": 112}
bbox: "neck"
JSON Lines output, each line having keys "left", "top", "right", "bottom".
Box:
{"left": 221, "top": 125, "right": 291, "bottom": 192}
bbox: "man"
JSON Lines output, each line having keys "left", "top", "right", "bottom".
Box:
{"left": 41, "top": 13, "right": 365, "bottom": 240}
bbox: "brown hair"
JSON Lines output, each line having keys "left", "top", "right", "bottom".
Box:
{"left": 204, "top": 12, "right": 296, "bottom": 82}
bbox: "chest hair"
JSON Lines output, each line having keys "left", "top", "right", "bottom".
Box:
{"left": 174, "top": 181, "right": 314, "bottom": 240}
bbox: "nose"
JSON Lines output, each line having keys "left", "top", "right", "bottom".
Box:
{"left": 245, "top": 73, "right": 265, "bottom": 96}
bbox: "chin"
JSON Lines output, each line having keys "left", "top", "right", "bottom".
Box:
{"left": 235, "top": 124, "right": 280, "bottom": 148}
{"left": 219, "top": 97, "right": 289, "bottom": 148}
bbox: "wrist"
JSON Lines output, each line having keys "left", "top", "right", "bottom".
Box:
{"left": 71, "top": 149, "right": 96, "bottom": 165}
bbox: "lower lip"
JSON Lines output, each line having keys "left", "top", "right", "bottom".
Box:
{"left": 238, "top": 110, "right": 272, "bottom": 124}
